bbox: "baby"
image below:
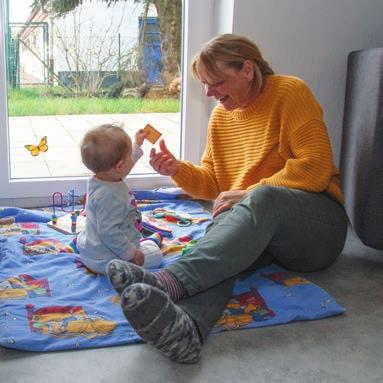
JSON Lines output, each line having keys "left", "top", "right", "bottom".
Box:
{"left": 77, "top": 123, "right": 163, "bottom": 274}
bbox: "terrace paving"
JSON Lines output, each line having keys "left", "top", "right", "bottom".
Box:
{"left": 9, "top": 113, "right": 180, "bottom": 179}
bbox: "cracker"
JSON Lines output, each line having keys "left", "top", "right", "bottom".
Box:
{"left": 143, "top": 124, "right": 162, "bottom": 144}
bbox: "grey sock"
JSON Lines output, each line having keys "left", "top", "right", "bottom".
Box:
{"left": 120, "top": 283, "right": 202, "bottom": 364}
{"left": 107, "top": 259, "right": 165, "bottom": 294}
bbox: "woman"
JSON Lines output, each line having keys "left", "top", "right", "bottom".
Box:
{"left": 106, "top": 34, "right": 348, "bottom": 363}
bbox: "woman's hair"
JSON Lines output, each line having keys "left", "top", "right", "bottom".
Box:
{"left": 192, "top": 34, "right": 274, "bottom": 92}
{"left": 80, "top": 124, "right": 132, "bottom": 173}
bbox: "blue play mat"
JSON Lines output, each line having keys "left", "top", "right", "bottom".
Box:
{"left": 0, "top": 189, "right": 344, "bottom": 351}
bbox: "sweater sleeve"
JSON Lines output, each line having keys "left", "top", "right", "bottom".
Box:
{"left": 171, "top": 131, "right": 220, "bottom": 200}
{"left": 255, "top": 79, "right": 336, "bottom": 192}
{"left": 257, "top": 120, "right": 335, "bottom": 192}
{"left": 131, "top": 143, "right": 143, "bottom": 164}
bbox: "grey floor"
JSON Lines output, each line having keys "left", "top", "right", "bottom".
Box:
{"left": 1, "top": 227, "right": 382, "bottom": 383}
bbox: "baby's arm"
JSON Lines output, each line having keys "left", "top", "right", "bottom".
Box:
{"left": 131, "top": 129, "right": 149, "bottom": 164}
{"left": 131, "top": 143, "right": 144, "bottom": 164}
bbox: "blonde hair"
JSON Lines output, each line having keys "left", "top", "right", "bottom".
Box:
{"left": 192, "top": 34, "right": 274, "bottom": 93}
{"left": 80, "top": 124, "right": 132, "bottom": 173}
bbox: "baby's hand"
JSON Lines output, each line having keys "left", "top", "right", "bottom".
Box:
{"left": 135, "top": 129, "right": 149, "bottom": 147}
{"left": 131, "top": 248, "right": 145, "bottom": 266}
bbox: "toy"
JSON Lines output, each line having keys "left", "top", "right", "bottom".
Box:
{"left": 181, "top": 239, "right": 198, "bottom": 256}
{"left": 0, "top": 217, "right": 15, "bottom": 225}
{"left": 151, "top": 208, "right": 209, "bottom": 227}
{"left": 141, "top": 214, "right": 173, "bottom": 237}
{"left": 47, "top": 189, "right": 86, "bottom": 235}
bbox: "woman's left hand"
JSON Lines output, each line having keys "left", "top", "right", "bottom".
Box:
{"left": 212, "top": 190, "right": 247, "bottom": 218}
{"left": 149, "top": 139, "right": 180, "bottom": 176}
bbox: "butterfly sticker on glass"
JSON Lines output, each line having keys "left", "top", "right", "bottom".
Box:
{"left": 25, "top": 136, "right": 48, "bottom": 156}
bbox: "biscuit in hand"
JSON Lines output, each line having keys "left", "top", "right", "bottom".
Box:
{"left": 143, "top": 124, "right": 162, "bottom": 144}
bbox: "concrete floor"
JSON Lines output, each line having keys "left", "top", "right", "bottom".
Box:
{"left": 1, "top": 227, "right": 382, "bottom": 383}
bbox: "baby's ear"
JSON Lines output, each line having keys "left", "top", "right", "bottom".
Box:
{"left": 114, "top": 159, "right": 124, "bottom": 172}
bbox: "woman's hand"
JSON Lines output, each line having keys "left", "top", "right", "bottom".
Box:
{"left": 149, "top": 139, "right": 180, "bottom": 176}
{"left": 131, "top": 249, "right": 145, "bottom": 266}
{"left": 213, "top": 190, "right": 247, "bottom": 218}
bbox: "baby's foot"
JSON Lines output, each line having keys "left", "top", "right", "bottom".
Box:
{"left": 107, "top": 259, "right": 164, "bottom": 295}
{"left": 107, "top": 259, "right": 186, "bottom": 301}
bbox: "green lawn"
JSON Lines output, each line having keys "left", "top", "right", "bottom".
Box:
{"left": 7, "top": 87, "right": 180, "bottom": 116}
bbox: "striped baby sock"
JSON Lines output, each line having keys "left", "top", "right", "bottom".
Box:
{"left": 107, "top": 259, "right": 164, "bottom": 294}
{"left": 107, "top": 259, "right": 186, "bottom": 301}
{"left": 153, "top": 269, "right": 185, "bottom": 302}
{"left": 121, "top": 283, "right": 202, "bottom": 364}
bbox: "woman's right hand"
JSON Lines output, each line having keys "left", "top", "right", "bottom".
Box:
{"left": 149, "top": 139, "right": 180, "bottom": 176}
{"left": 212, "top": 190, "right": 247, "bottom": 218}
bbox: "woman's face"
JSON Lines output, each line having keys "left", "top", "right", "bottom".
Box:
{"left": 199, "top": 60, "right": 256, "bottom": 110}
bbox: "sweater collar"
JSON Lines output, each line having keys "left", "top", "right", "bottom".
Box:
{"left": 228, "top": 75, "right": 272, "bottom": 120}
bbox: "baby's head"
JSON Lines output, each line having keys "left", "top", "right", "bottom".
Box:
{"left": 81, "top": 124, "right": 132, "bottom": 174}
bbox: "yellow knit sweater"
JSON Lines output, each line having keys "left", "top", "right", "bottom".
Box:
{"left": 173, "top": 75, "right": 344, "bottom": 204}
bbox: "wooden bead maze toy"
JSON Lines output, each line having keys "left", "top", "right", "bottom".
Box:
{"left": 47, "top": 189, "right": 86, "bottom": 235}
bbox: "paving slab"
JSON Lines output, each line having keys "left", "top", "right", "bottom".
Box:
{"left": 9, "top": 113, "right": 180, "bottom": 178}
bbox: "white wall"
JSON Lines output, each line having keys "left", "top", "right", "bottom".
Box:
{"left": 53, "top": 0, "right": 150, "bottom": 72}
{"left": 182, "top": 0, "right": 217, "bottom": 163}
{"left": 214, "top": 0, "right": 234, "bottom": 34}
{"left": 230, "top": 0, "right": 383, "bottom": 164}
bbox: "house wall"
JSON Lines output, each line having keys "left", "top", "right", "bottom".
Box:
{"left": 229, "top": 0, "right": 383, "bottom": 165}
{"left": 18, "top": 26, "right": 47, "bottom": 84}
{"left": 18, "top": 0, "right": 157, "bottom": 85}
{"left": 53, "top": 0, "right": 153, "bottom": 72}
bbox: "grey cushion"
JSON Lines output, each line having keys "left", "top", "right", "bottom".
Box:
{"left": 340, "top": 47, "right": 383, "bottom": 250}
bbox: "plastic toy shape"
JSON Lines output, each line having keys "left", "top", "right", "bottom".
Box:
{"left": 49, "top": 189, "right": 86, "bottom": 235}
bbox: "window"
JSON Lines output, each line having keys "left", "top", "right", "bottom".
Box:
{"left": 0, "top": 0, "right": 218, "bottom": 206}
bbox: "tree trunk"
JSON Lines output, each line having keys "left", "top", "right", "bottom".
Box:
{"left": 153, "top": 0, "right": 181, "bottom": 83}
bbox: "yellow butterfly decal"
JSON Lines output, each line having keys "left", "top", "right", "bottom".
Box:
{"left": 24, "top": 136, "right": 48, "bottom": 156}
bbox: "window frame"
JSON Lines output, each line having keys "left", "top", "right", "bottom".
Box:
{"left": 0, "top": 0, "right": 219, "bottom": 206}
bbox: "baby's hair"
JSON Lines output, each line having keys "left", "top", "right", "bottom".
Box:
{"left": 80, "top": 124, "right": 132, "bottom": 173}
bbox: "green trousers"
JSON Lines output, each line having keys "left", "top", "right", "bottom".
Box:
{"left": 167, "top": 186, "right": 348, "bottom": 340}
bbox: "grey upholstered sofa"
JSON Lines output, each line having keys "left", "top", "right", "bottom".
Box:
{"left": 340, "top": 47, "right": 383, "bottom": 250}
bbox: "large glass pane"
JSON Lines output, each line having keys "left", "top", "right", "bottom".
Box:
{"left": 7, "top": 0, "right": 181, "bottom": 179}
